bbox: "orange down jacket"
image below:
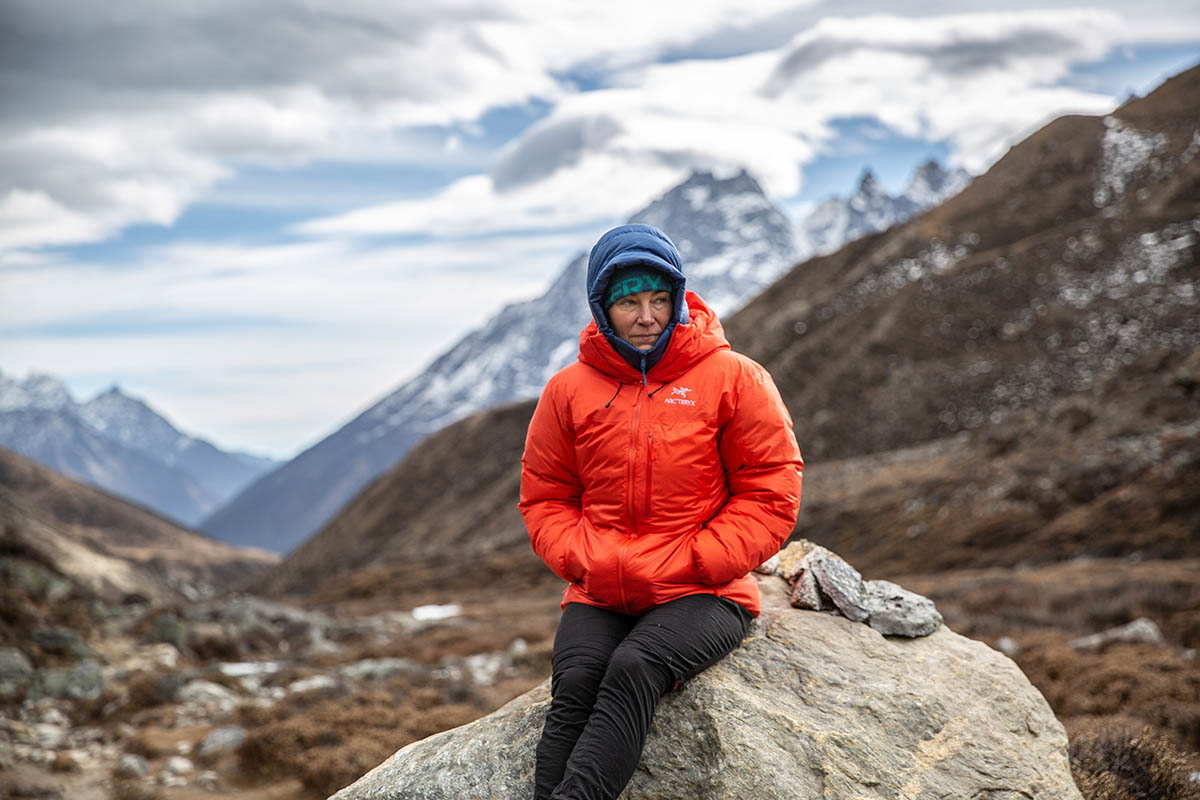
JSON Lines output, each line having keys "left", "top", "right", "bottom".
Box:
{"left": 519, "top": 291, "right": 803, "bottom": 617}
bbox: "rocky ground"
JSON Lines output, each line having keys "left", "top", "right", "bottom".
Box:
{"left": 2, "top": 540, "right": 1197, "bottom": 800}
{"left": 0, "top": 556, "right": 559, "bottom": 800}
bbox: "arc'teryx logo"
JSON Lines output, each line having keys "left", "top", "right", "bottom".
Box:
{"left": 664, "top": 385, "right": 696, "bottom": 406}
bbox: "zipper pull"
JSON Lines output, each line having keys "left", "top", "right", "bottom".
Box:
{"left": 648, "top": 433, "right": 655, "bottom": 461}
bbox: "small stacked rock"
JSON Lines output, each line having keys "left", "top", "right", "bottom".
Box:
{"left": 765, "top": 540, "right": 942, "bottom": 637}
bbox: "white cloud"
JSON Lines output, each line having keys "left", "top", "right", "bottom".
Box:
{"left": 297, "top": 8, "right": 1133, "bottom": 236}
{"left": 4, "top": 2, "right": 1197, "bottom": 252}
{"left": 0, "top": 0, "right": 813, "bottom": 253}
{"left": 760, "top": 11, "right": 1124, "bottom": 170}
{"left": 0, "top": 228, "right": 600, "bottom": 456}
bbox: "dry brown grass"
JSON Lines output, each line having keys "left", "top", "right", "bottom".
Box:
{"left": 1071, "top": 726, "right": 1200, "bottom": 800}
{"left": 235, "top": 688, "right": 483, "bottom": 797}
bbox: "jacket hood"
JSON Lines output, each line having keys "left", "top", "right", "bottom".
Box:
{"left": 586, "top": 224, "right": 689, "bottom": 373}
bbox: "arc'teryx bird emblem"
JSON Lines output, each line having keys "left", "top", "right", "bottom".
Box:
{"left": 665, "top": 386, "right": 696, "bottom": 406}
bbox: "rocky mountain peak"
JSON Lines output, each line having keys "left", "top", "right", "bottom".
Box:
{"left": 854, "top": 168, "right": 884, "bottom": 198}
{"left": 78, "top": 385, "right": 198, "bottom": 461}
{"left": 801, "top": 160, "right": 967, "bottom": 257}
{"left": 0, "top": 370, "right": 74, "bottom": 412}
{"left": 904, "top": 159, "right": 972, "bottom": 208}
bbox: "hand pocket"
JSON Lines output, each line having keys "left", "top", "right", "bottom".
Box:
{"left": 561, "top": 524, "right": 588, "bottom": 583}
{"left": 649, "top": 533, "right": 705, "bottom": 586}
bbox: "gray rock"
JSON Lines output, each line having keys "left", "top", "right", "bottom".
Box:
{"left": 32, "top": 628, "right": 92, "bottom": 659}
{"left": 178, "top": 680, "right": 240, "bottom": 716}
{"left": 288, "top": 675, "right": 339, "bottom": 694}
{"left": 37, "top": 659, "right": 104, "bottom": 700}
{"left": 165, "top": 755, "right": 194, "bottom": 775}
{"left": 995, "top": 636, "right": 1021, "bottom": 658}
{"left": 196, "top": 726, "right": 247, "bottom": 761}
{"left": 753, "top": 553, "right": 780, "bottom": 576}
{"left": 339, "top": 657, "right": 426, "bottom": 683}
{"left": 329, "top": 578, "right": 1081, "bottom": 800}
{"left": 1, "top": 557, "right": 71, "bottom": 603}
{"left": 787, "top": 567, "right": 823, "bottom": 611}
{"left": 195, "top": 770, "right": 222, "bottom": 791}
{"left": 864, "top": 579, "right": 943, "bottom": 637}
{"left": 776, "top": 539, "right": 815, "bottom": 581}
{"left": 807, "top": 549, "right": 870, "bottom": 622}
{"left": 1070, "top": 617, "right": 1165, "bottom": 651}
{"left": 0, "top": 646, "right": 34, "bottom": 696}
{"left": 33, "top": 722, "right": 67, "bottom": 748}
{"left": 143, "top": 612, "right": 188, "bottom": 650}
{"left": 116, "top": 753, "right": 151, "bottom": 778}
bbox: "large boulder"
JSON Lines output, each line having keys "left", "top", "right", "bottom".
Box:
{"left": 330, "top": 578, "right": 1081, "bottom": 800}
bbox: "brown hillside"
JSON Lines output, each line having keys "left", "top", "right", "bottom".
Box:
{"left": 250, "top": 400, "right": 535, "bottom": 600}
{"left": 0, "top": 445, "right": 278, "bottom": 606}
{"left": 725, "top": 64, "right": 1199, "bottom": 463}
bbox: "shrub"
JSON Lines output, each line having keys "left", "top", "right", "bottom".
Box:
{"left": 1070, "top": 726, "right": 1200, "bottom": 800}
{"left": 236, "top": 689, "right": 482, "bottom": 796}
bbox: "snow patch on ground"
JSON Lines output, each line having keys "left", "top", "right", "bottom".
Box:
{"left": 1093, "top": 117, "right": 1168, "bottom": 208}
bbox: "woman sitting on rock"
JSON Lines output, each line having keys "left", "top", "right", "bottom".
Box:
{"left": 520, "top": 223, "right": 804, "bottom": 800}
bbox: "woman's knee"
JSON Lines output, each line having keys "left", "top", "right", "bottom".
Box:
{"left": 551, "top": 657, "right": 607, "bottom": 701}
{"left": 602, "top": 645, "right": 672, "bottom": 695}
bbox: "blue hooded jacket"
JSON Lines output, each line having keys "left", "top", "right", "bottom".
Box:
{"left": 586, "top": 224, "right": 689, "bottom": 378}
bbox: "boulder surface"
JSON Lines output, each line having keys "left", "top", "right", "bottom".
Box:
{"left": 330, "top": 578, "right": 1081, "bottom": 800}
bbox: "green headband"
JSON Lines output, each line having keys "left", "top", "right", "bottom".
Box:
{"left": 605, "top": 266, "right": 671, "bottom": 308}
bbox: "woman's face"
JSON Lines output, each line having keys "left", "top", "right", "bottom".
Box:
{"left": 608, "top": 290, "right": 672, "bottom": 351}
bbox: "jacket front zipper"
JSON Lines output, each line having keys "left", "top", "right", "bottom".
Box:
{"left": 619, "top": 385, "right": 645, "bottom": 614}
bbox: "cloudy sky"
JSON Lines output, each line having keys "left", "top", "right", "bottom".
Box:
{"left": 1, "top": 1, "right": 1197, "bottom": 459}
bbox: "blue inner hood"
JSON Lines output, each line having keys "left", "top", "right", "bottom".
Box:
{"left": 586, "top": 224, "right": 688, "bottom": 375}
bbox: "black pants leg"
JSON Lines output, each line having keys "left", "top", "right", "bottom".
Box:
{"left": 534, "top": 594, "right": 752, "bottom": 800}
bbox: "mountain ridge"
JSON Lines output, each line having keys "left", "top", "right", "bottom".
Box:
{"left": 0, "top": 444, "right": 278, "bottom": 604}
{"left": 0, "top": 370, "right": 278, "bottom": 526}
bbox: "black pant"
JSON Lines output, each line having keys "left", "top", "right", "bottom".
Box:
{"left": 534, "top": 594, "right": 752, "bottom": 800}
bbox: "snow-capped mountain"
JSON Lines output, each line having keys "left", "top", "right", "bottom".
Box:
{"left": 801, "top": 160, "right": 972, "bottom": 256}
{"left": 0, "top": 371, "right": 278, "bottom": 525}
{"left": 201, "top": 168, "right": 802, "bottom": 552}
{"left": 902, "top": 159, "right": 973, "bottom": 209}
